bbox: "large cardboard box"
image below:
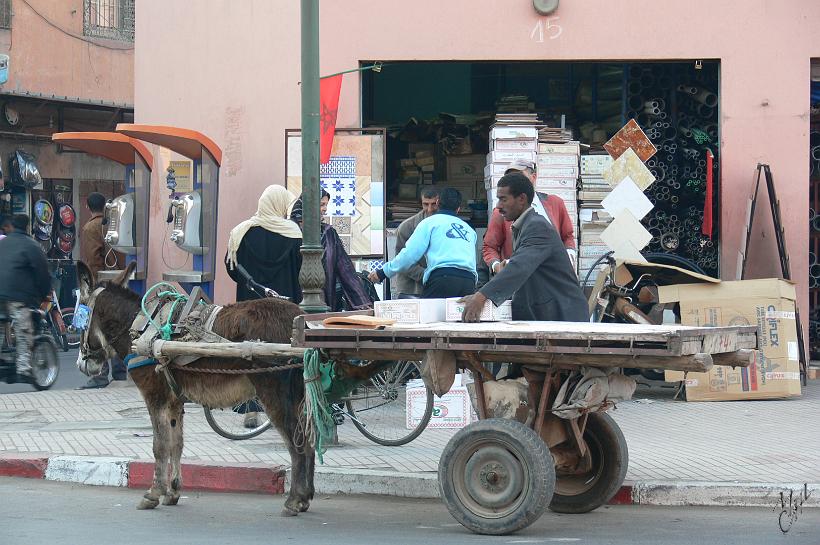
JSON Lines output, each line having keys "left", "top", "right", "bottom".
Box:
{"left": 374, "top": 299, "right": 446, "bottom": 324}
{"left": 446, "top": 154, "right": 484, "bottom": 181}
{"left": 406, "top": 374, "right": 477, "bottom": 429}
{"left": 659, "top": 279, "right": 801, "bottom": 401}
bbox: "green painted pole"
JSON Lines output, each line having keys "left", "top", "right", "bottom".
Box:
{"left": 299, "top": 0, "right": 328, "bottom": 312}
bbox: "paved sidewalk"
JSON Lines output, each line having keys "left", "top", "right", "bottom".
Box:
{"left": 0, "top": 377, "right": 818, "bottom": 506}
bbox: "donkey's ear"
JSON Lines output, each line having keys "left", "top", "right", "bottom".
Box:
{"left": 112, "top": 260, "right": 137, "bottom": 288}
{"left": 76, "top": 261, "right": 95, "bottom": 301}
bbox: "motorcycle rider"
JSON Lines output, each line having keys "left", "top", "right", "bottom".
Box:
{"left": 0, "top": 215, "right": 52, "bottom": 381}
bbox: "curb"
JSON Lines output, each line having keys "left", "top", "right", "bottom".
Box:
{"left": 1, "top": 454, "right": 817, "bottom": 509}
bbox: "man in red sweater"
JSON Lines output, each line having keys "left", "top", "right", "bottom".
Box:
{"left": 483, "top": 160, "right": 577, "bottom": 275}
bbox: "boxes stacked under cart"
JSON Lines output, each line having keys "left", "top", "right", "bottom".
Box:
{"left": 535, "top": 142, "right": 580, "bottom": 251}
{"left": 578, "top": 154, "right": 614, "bottom": 285}
{"left": 484, "top": 121, "right": 539, "bottom": 214}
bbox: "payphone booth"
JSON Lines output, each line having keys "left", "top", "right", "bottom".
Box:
{"left": 51, "top": 132, "right": 153, "bottom": 294}
{"left": 117, "top": 125, "right": 221, "bottom": 299}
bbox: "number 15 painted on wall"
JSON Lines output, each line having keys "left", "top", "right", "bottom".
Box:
{"left": 530, "top": 16, "right": 563, "bottom": 42}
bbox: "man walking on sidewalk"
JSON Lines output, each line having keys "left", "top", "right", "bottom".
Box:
{"left": 393, "top": 188, "right": 439, "bottom": 297}
{"left": 0, "top": 215, "right": 52, "bottom": 382}
{"left": 77, "top": 192, "right": 126, "bottom": 389}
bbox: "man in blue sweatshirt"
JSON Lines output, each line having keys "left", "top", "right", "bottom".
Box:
{"left": 369, "top": 187, "right": 477, "bottom": 298}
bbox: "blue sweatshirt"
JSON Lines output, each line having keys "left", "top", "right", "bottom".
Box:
{"left": 382, "top": 211, "right": 477, "bottom": 284}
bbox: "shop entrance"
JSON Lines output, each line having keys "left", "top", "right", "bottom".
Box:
{"left": 809, "top": 59, "right": 820, "bottom": 359}
{"left": 362, "top": 60, "right": 721, "bottom": 279}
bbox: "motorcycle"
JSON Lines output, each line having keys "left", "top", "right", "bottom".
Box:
{"left": 42, "top": 287, "right": 69, "bottom": 352}
{"left": 0, "top": 303, "right": 60, "bottom": 389}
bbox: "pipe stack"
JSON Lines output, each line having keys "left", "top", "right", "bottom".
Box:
{"left": 626, "top": 63, "right": 720, "bottom": 275}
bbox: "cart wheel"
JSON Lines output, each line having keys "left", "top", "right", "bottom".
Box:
{"left": 549, "top": 412, "right": 628, "bottom": 514}
{"left": 438, "top": 419, "right": 554, "bottom": 535}
{"left": 204, "top": 398, "right": 271, "bottom": 440}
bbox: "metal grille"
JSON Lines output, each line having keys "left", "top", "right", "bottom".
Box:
{"left": 0, "top": 0, "right": 11, "bottom": 30}
{"left": 83, "top": 0, "right": 134, "bottom": 42}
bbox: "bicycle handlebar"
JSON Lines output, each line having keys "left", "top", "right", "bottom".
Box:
{"left": 233, "top": 263, "right": 290, "bottom": 301}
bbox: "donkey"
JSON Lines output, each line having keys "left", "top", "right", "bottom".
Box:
{"left": 75, "top": 260, "right": 371, "bottom": 516}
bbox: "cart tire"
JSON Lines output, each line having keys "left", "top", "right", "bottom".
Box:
{"left": 438, "top": 418, "right": 554, "bottom": 535}
{"left": 549, "top": 412, "right": 628, "bottom": 514}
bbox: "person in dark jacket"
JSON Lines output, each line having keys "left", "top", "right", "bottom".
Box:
{"left": 290, "top": 190, "right": 372, "bottom": 311}
{"left": 226, "top": 185, "right": 303, "bottom": 303}
{"left": 0, "top": 214, "right": 51, "bottom": 379}
{"left": 461, "top": 172, "right": 587, "bottom": 323}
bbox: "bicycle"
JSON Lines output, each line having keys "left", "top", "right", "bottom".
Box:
{"left": 203, "top": 266, "right": 434, "bottom": 446}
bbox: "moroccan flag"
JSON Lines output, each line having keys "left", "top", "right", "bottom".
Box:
{"left": 319, "top": 74, "right": 343, "bottom": 164}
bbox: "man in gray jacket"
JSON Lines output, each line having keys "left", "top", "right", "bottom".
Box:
{"left": 461, "top": 173, "right": 587, "bottom": 322}
{"left": 392, "top": 188, "right": 438, "bottom": 297}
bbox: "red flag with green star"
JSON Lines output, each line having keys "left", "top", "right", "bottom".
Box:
{"left": 319, "top": 74, "right": 343, "bottom": 164}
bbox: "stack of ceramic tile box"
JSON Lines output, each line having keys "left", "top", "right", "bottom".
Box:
{"left": 535, "top": 141, "right": 581, "bottom": 253}
{"left": 484, "top": 125, "right": 539, "bottom": 215}
{"left": 578, "top": 154, "right": 614, "bottom": 285}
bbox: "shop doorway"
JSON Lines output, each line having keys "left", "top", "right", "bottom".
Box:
{"left": 362, "top": 60, "right": 721, "bottom": 277}
{"left": 809, "top": 59, "right": 820, "bottom": 359}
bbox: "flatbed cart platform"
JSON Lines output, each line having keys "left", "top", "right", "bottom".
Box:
{"left": 293, "top": 313, "right": 758, "bottom": 535}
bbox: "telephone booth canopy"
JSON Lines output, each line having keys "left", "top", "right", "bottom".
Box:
{"left": 116, "top": 124, "right": 221, "bottom": 298}
{"left": 51, "top": 131, "right": 153, "bottom": 293}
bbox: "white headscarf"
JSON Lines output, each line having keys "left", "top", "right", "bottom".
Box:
{"left": 226, "top": 185, "right": 302, "bottom": 269}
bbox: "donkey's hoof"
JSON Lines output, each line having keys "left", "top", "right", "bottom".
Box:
{"left": 281, "top": 507, "right": 299, "bottom": 517}
{"left": 161, "top": 494, "right": 180, "bottom": 506}
{"left": 298, "top": 501, "right": 310, "bottom": 513}
{"left": 137, "top": 496, "right": 160, "bottom": 510}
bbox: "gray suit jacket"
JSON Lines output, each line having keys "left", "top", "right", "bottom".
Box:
{"left": 393, "top": 211, "right": 426, "bottom": 295}
{"left": 480, "top": 207, "right": 588, "bottom": 322}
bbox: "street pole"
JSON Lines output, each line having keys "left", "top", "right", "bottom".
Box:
{"left": 299, "top": 0, "right": 328, "bottom": 312}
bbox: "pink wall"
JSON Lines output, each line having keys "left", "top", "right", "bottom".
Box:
{"left": 135, "top": 0, "right": 820, "bottom": 324}
{"left": 1, "top": 0, "right": 133, "bottom": 103}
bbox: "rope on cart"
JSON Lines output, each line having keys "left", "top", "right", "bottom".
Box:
{"left": 140, "top": 282, "right": 190, "bottom": 340}
{"left": 300, "top": 348, "right": 335, "bottom": 464}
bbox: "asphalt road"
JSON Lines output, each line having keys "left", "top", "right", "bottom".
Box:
{"left": 2, "top": 478, "right": 818, "bottom": 545}
{"left": 0, "top": 348, "right": 87, "bottom": 394}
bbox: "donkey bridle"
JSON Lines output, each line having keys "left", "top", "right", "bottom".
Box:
{"left": 81, "top": 287, "right": 133, "bottom": 363}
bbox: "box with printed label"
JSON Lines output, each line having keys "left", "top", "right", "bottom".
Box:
{"left": 545, "top": 188, "right": 578, "bottom": 204}
{"left": 487, "top": 150, "right": 537, "bottom": 164}
{"left": 446, "top": 154, "right": 485, "bottom": 181}
{"left": 491, "top": 126, "right": 538, "bottom": 140}
{"left": 407, "top": 374, "right": 477, "bottom": 429}
{"left": 490, "top": 138, "right": 538, "bottom": 152}
{"left": 444, "top": 297, "right": 512, "bottom": 322}
{"left": 536, "top": 177, "right": 577, "bottom": 191}
{"left": 484, "top": 162, "right": 512, "bottom": 177}
{"left": 374, "top": 298, "right": 446, "bottom": 324}
{"left": 538, "top": 166, "right": 579, "bottom": 179}
{"left": 581, "top": 155, "right": 614, "bottom": 175}
{"left": 660, "top": 279, "right": 801, "bottom": 401}
{"left": 537, "top": 154, "right": 579, "bottom": 167}
{"left": 538, "top": 142, "right": 580, "bottom": 155}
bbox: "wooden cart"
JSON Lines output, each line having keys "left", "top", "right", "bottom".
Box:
{"left": 292, "top": 314, "right": 758, "bottom": 535}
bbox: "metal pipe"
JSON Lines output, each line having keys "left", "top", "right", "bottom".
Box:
{"left": 678, "top": 84, "right": 698, "bottom": 95}
{"left": 628, "top": 81, "right": 643, "bottom": 95}
{"left": 628, "top": 95, "right": 644, "bottom": 110}
{"left": 641, "top": 73, "right": 655, "bottom": 88}
{"left": 658, "top": 75, "right": 673, "bottom": 90}
{"left": 693, "top": 89, "right": 718, "bottom": 108}
{"left": 697, "top": 104, "right": 715, "bottom": 118}
{"left": 812, "top": 145, "right": 820, "bottom": 162}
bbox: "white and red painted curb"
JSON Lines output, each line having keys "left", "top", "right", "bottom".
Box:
{"left": 1, "top": 453, "right": 817, "bottom": 508}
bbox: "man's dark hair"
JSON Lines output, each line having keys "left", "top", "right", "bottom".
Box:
{"left": 11, "top": 214, "right": 29, "bottom": 232}
{"left": 438, "top": 187, "right": 462, "bottom": 212}
{"left": 87, "top": 192, "right": 106, "bottom": 213}
{"left": 420, "top": 188, "right": 439, "bottom": 200}
{"left": 497, "top": 172, "right": 534, "bottom": 204}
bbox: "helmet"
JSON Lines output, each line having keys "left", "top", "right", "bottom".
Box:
{"left": 57, "top": 236, "right": 73, "bottom": 255}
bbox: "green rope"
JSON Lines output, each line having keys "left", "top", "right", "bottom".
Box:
{"left": 302, "top": 348, "right": 335, "bottom": 464}
{"left": 141, "top": 282, "right": 189, "bottom": 341}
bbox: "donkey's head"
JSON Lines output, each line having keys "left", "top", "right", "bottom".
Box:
{"left": 75, "top": 260, "right": 141, "bottom": 376}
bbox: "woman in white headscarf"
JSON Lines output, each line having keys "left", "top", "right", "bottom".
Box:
{"left": 225, "top": 185, "right": 303, "bottom": 302}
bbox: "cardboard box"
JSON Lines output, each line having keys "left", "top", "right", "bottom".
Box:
{"left": 660, "top": 279, "right": 801, "bottom": 401}
{"left": 374, "top": 298, "right": 446, "bottom": 323}
{"left": 537, "top": 153, "right": 579, "bottom": 167}
{"left": 487, "top": 150, "right": 537, "bottom": 164}
{"left": 535, "top": 177, "right": 577, "bottom": 191}
{"left": 446, "top": 154, "right": 485, "bottom": 180}
{"left": 580, "top": 155, "right": 614, "bottom": 175}
{"left": 538, "top": 142, "right": 580, "bottom": 155}
{"left": 490, "top": 138, "right": 538, "bottom": 152}
{"left": 546, "top": 188, "right": 577, "bottom": 204}
{"left": 398, "top": 183, "right": 417, "bottom": 200}
{"left": 484, "top": 162, "right": 512, "bottom": 177}
{"left": 491, "top": 126, "right": 538, "bottom": 140}
{"left": 538, "top": 166, "right": 579, "bottom": 179}
{"left": 445, "top": 298, "right": 512, "bottom": 322}
{"left": 407, "top": 374, "right": 478, "bottom": 429}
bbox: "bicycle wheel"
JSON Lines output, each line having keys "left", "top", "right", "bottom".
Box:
{"left": 345, "top": 360, "right": 434, "bottom": 446}
{"left": 60, "top": 309, "right": 81, "bottom": 349}
{"left": 204, "top": 398, "right": 272, "bottom": 440}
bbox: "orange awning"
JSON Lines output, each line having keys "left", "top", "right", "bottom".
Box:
{"left": 116, "top": 124, "right": 222, "bottom": 166}
{"left": 52, "top": 132, "right": 153, "bottom": 169}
